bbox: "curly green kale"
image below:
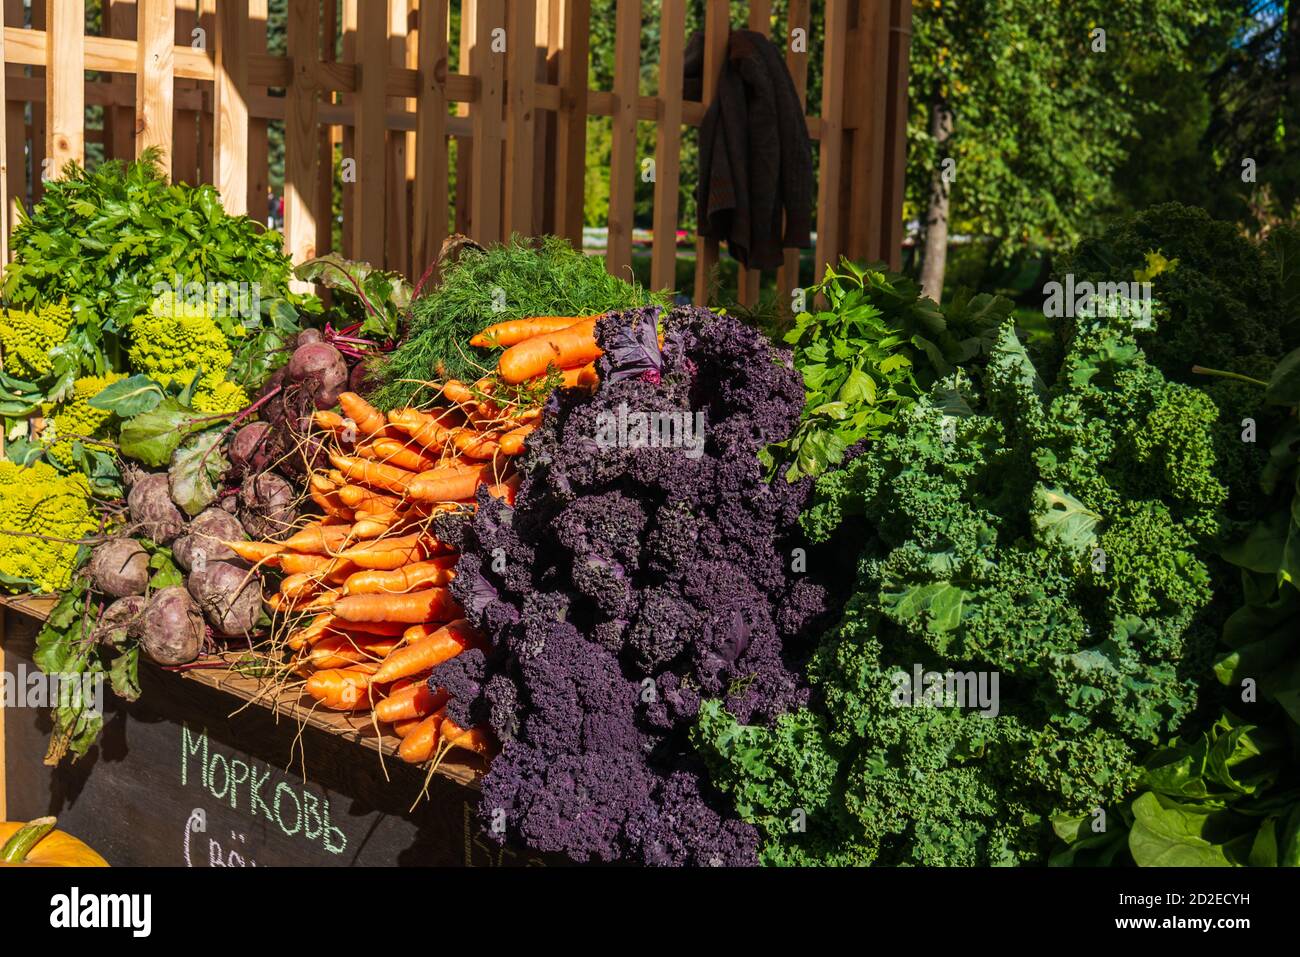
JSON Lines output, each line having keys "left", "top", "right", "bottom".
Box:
{"left": 696, "top": 317, "right": 1227, "bottom": 866}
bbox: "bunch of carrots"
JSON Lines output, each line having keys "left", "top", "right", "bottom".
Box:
{"left": 225, "top": 313, "right": 607, "bottom": 771}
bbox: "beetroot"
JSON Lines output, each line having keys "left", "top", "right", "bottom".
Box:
{"left": 288, "top": 341, "right": 348, "bottom": 410}
{"left": 238, "top": 471, "right": 297, "bottom": 539}
{"left": 187, "top": 559, "right": 262, "bottom": 637}
{"left": 139, "top": 587, "right": 205, "bottom": 665}
{"left": 87, "top": 538, "right": 150, "bottom": 598}
{"left": 229, "top": 421, "right": 275, "bottom": 476}
{"left": 173, "top": 508, "right": 246, "bottom": 572}
{"left": 128, "top": 473, "right": 185, "bottom": 543}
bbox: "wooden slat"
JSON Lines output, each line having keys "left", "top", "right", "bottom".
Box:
{"left": 4, "top": 0, "right": 25, "bottom": 224}
{"left": 692, "top": 0, "right": 728, "bottom": 305}
{"left": 605, "top": 0, "right": 639, "bottom": 278}
{"left": 341, "top": 0, "right": 356, "bottom": 256}
{"left": 469, "top": 0, "right": 504, "bottom": 246}
{"left": 881, "top": 0, "right": 911, "bottom": 271}
{"left": 0, "top": 6, "right": 7, "bottom": 269}
{"left": 285, "top": 0, "right": 319, "bottom": 273}
{"left": 135, "top": 0, "right": 174, "bottom": 175}
{"left": 173, "top": 0, "right": 198, "bottom": 186}
{"left": 532, "top": 0, "right": 558, "bottom": 236}
{"left": 412, "top": 0, "right": 449, "bottom": 277}
{"left": 353, "top": 2, "right": 387, "bottom": 262}
{"left": 386, "top": 0, "right": 410, "bottom": 273}
{"left": 503, "top": 0, "right": 537, "bottom": 238}
{"left": 316, "top": 0, "right": 338, "bottom": 258}
{"left": 650, "top": 0, "right": 685, "bottom": 292}
{"left": 106, "top": 0, "right": 137, "bottom": 162}
{"left": 29, "top": 2, "right": 44, "bottom": 203}
{"left": 247, "top": 0, "right": 269, "bottom": 223}
{"left": 748, "top": 0, "right": 773, "bottom": 30}
{"left": 814, "top": 0, "right": 849, "bottom": 282}
{"left": 737, "top": 0, "right": 775, "bottom": 305}
{"left": 45, "top": 0, "right": 85, "bottom": 175}
{"left": 553, "top": 0, "right": 588, "bottom": 246}
{"left": 453, "top": 0, "right": 475, "bottom": 237}
{"left": 778, "top": 0, "right": 811, "bottom": 310}
{"left": 0, "top": 608, "right": 7, "bottom": 820}
{"left": 844, "top": 1, "right": 888, "bottom": 264}
{"left": 213, "top": 0, "right": 248, "bottom": 210}
{"left": 198, "top": 0, "right": 214, "bottom": 185}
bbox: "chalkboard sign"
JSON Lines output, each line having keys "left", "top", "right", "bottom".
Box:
{"left": 1, "top": 610, "right": 551, "bottom": 867}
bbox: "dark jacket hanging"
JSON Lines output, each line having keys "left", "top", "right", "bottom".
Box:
{"left": 685, "top": 29, "right": 813, "bottom": 270}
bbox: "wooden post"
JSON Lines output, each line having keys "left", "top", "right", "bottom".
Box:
{"left": 31, "top": 1, "right": 46, "bottom": 202}
{"left": 248, "top": 0, "right": 270, "bottom": 224}
{"left": 106, "top": 0, "right": 138, "bottom": 162}
{"left": 504, "top": 0, "right": 537, "bottom": 239}
{"left": 45, "top": 0, "right": 86, "bottom": 175}
{"left": 173, "top": 0, "right": 199, "bottom": 186}
{"left": 845, "top": 0, "right": 889, "bottom": 265}
{"left": 814, "top": 0, "right": 849, "bottom": 282}
{"left": 316, "top": 0, "right": 338, "bottom": 258}
{"left": 881, "top": 0, "right": 912, "bottom": 270}
{"left": 605, "top": 0, "right": 639, "bottom": 279}
{"left": 286, "top": 0, "right": 320, "bottom": 276}
{"left": 778, "top": 0, "right": 811, "bottom": 312}
{"left": 470, "top": 0, "right": 505, "bottom": 246}
{"left": 213, "top": 0, "right": 250, "bottom": 214}
{"left": 453, "top": 0, "right": 476, "bottom": 238}
{"left": 553, "top": 0, "right": 589, "bottom": 247}
{"left": 4, "top": 0, "right": 25, "bottom": 224}
{"left": 692, "top": 0, "right": 728, "bottom": 305}
{"left": 649, "top": 0, "right": 685, "bottom": 293}
{"left": 198, "top": 0, "right": 215, "bottom": 185}
{"left": 532, "top": 0, "right": 558, "bottom": 236}
{"left": 737, "top": 0, "right": 774, "bottom": 305}
{"left": 340, "top": 0, "right": 357, "bottom": 256}
{"left": 353, "top": 3, "right": 388, "bottom": 263}
{"left": 0, "top": 10, "right": 7, "bottom": 270}
{"left": 412, "top": 0, "right": 449, "bottom": 277}
{"left": 135, "top": 0, "right": 175, "bottom": 176}
{"left": 386, "top": 0, "right": 410, "bottom": 273}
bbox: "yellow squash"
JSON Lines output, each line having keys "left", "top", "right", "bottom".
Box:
{"left": 0, "top": 817, "right": 109, "bottom": 867}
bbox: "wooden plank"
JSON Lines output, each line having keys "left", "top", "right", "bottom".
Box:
{"left": 814, "top": 0, "right": 849, "bottom": 283}
{"left": 748, "top": 0, "right": 773, "bottom": 30}
{"left": 341, "top": 0, "right": 356, "bottom": 256}
{"left": 0, "top": 5, "right": 7, "bottom": 270}
{"left": 650, "top": 0, "right": 685, "bottom": 293}
{"left": 0, "top": 606, "right": 6, "bottom": 821}
{"left": 285, "top": 0, "right": 320, "bottom": 274}
{"left": 470, "top": 0, "right": 504, "bottom": 246}
{"left": 173, "top": 0, "right": 199, "bottom": 186}
{"left": 736, "top": 0, "right": 775, "bottom": 304}
{"left": 213, "top": 0, "right": 248, "bottom": 210}
{"left": 605, "top": 0, "right": 639, "bottom": 278}
{"left": 198, "top": 0, "right": 214, "bottom": 185}
{"left": 532, "top": 0, "right": 558, "bottom": 236}
{"left": 453, "top": 0, "right": 475, "bottom": 237}
{"left": 692, "top": 0, "right": 729, "bottom": 305}
{"left": 503, "top": 0, "right": 537, "bottom": 239}
{"left": 412, "top": 0, "right": 449, "bottom": 278}
{"left": 353, "top": 2, "right": 387, "bottom": 263}
{"left": 778, "top": 0, "right": 811, "bottom": 312}
{"left": 552, "top": 0, "right": 588, "bottom": 246}
{"left": 881, "top": 0, "right": 911, "bottom": 271}
{"left": 386, "top": 0, "right": 410, "bottom": 273}
{"left": 105, "top": 0, "right": 137, "bottom": 162}
{"left": 844, "top": 2, "right": 887, "bottom": 264}
{"left": 247, "top": 0, "right": 269, "bottom": 223}
{"left": 316, "top": 0, "right": 338, "bottom": 258}
{"left": 135, "top": 0, "right": 174, "bottom": 175}
{"left": 4, "top": 0, "right": 25, "bottom": 226}
{"left": 29, "top": 1, "right": 44, "bottom": 203}
{"left": 44, "top": 0, "right": 85, "bottom": 175}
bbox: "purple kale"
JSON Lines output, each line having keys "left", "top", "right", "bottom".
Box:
{"left": 451, "top": 305, "right": 826, "bottom": 866}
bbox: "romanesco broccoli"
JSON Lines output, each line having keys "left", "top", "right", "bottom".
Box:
{"left": 0, "top": 300, "right": 75, "bottom": 380}
{"left": 42, "top": 372, "right": 127, "bottom": 468}
{"left": 0, "top": 461, "right": 96, "bottom": 593}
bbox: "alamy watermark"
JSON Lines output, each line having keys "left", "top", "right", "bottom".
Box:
{"left": 1043, "top": 274, "right": 1152, "bottom": 328}
{"left": 1, "top": 664, "right": 103, "bottom": 717}
{"left": 594, "top": 402, "right": 706, "bottom": 460}
{"left": 890, "top": 664, "right": 1000, "bottom": 717}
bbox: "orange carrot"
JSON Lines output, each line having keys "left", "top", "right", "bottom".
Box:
{"left": 372, "top": 619, "right": 479, "bottom": 683}
{"left": 498, "top": 422, "right": 537, "bottom": 456}
{"left": 355, "top": 437, "right": 442, "bottom": 473}
{"left": 277, "top": 552, "right": 336, "bottom": 576}
{"left": 438, "top": 716, "right": 496, "bottom": 757}
{"left": 277, "top": 522, "right": 359, "bottom": 553}
{"left": 313, "top": 410, "right": 346, "bottom": 432}
{"left": 577, "top": 362, "right": 599, "bottom": 388}
{"left": 343, "top": 555, "right": 459, "bottom": 596}
{"left": 285, "top": 613, "right": 336, "bottom": 650}
{"left": 387, "top": 407, "right": 461, "bottom": 453}
{"left": 398, "top": 710, "right": 446, "bottom": 763}
{"left": 333, "top": 587, "right": 462, "bottom": 624}
{"left": 470, "top": 315, "right": 592, "bottom": 348}
{"left": 441, "top": 380, "right": 478, "bottom": 405}
{"left": 337, "top": 484, "right": 402, "bottom": 513}
{"left": 498, "top": 317, "right": 601, "bottom": 384}
{"left": 328, "top": 452, "right": 421, "bottom": 495}
{"left": 484, "top": 475, "right": 520, "bottom": 505}
{"left": 328, "top": 619, "right": 410, "bottom": 638}
{"left": 375, "top": 679, "right": 448, "bottom": 723}
{"left": 279, "top": 572, "right": 323, "bottom": 601}
{"left": 305, "top": 666, "right": 378, "bottom": 710}
{"left": 391, "top": 717, "right": 423, "bottom": 738}
{"left": 338, "top": 392, "right": 388, "bottom": 438}
{"left": 448, "top": 427, "right": 499, "bottom": 461}
{"left": 265, "top": 591, "right": 337, "bottom": 615}
{"left": 308, "top": 633, "right": 399, "bottom": 669}
{"left": 223, "top": 540, "right": 283, "bottom": 564}
{"left": 407, "top": 464, "right": 492, "bottom": 502}
{"left": 336, "top": 534, "right": 437, "bottom": 570}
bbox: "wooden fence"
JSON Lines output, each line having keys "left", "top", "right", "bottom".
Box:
{"left": 0, "top": 0, "right": 911, "bottom": 306}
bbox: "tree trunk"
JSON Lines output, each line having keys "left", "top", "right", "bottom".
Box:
{"left": 919, "top": 100, "right": 954, "bottom": 303}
